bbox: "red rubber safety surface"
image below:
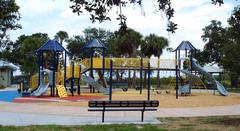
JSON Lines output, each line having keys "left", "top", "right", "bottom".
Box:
{"left": 61, "top": 95, "right": 107, "bottom": 101}
{"left": 12, "top": 95, "right": 107, "bottom": 103}
{"left": 13, "top": 99, "right": 55, "bottom": 103}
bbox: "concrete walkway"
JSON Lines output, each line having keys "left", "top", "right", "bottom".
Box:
{"left": 1, "top": 101, "right": 240, "bottom": 126}
{"left": 0, "top": 112, "right": 159, "bottom": 126}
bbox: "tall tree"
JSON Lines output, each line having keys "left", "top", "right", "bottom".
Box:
{"left": 66, "top": 27, "right": 114, "bottom": 58}
{"left": 2, "top": 33, "right": 49, "bottom": 76}
{"left": 110, "top": 28, "right": 143, "bottom": 89}
{"left": 54, "top": 30, "right": 69, "bottom": 45}
{"left": 151, "top": 35, "right": 169, "bottom": 59}
{"left": 150, "top": 34, "right": 169, "bottom": 90}
{"left": 66, "top": 35, "right": 85, "bottom": 59}
{"left": 198, "top": 6, "right": 240, "bottom": 88}
{"left": 140, "top": 36, "right": 154, "bottom": 89}
{"left": 141, "top": 41, "right": 153, "bottom": 58}
{"left": 221, "top": 6, "right": 240, "bottom": 88}
{"left": 141, "top": 34, "right": 168, "bottom": 89}
{"left": 112, "top": 28, "right": 143, "bottom": 57}
{"left": 70, "top": 0, "right": 224, "bottom": 34}
{"left": 83, "top": 27, "right": 111, "bottom": 42}
{"left": 0, "top": 0, "right": 21, "bottom": 48}
{"left": 198, "top": 20, "right": 227, "bottom": 65}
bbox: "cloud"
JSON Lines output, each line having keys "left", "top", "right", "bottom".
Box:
{"left": 9, "top": 0, "right": 237, "bottom": 59}
{"left": 17, "top": 0, "right": 68, "bottom": 15}
{"left": 172, "top": 0, "right": 209, "bottom": 11}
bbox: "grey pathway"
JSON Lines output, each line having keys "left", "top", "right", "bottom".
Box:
{"left": 1, "top": 101, "right": 240, "bottom": 126}
{"left": 0, "top": 112, "right": 159, "bottom": 126}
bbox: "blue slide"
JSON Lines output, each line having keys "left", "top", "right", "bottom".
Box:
{"left": 191, "top": 59, "right": 228, "bottom": 96}
{"left": 82, "top": 75, "right": 109, "bottom": 95}
{"left": 31, "top": 82, "right": 49, "bottom": 96}
{"left": 31, "top": 69, "right": 53, "bottom": 96}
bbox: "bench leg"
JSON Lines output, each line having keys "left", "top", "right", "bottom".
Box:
{"left": 141, "top": 111, "right": 144, "bottom": 122}
{"left": 102, "top": 111, "right": 105, "bottom": 123}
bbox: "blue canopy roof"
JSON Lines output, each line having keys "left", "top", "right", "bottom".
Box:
{"left": 36, "top": 40, "right": 67, "bottom": 52}
{"left": 174, "top": 40, "right": 197, "bottom": 51}
{"left": 83, "top": 39, "right": 106, "bottom": 49}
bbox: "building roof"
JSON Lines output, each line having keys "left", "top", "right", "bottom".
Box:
{"left": 36, "top": 40, "right": 67, "bottom": 52}
{"left": 203, "top": 65, "right": 223, "bottom": 73}
{"left": 174, "top": 40, "right": 197, "bottom": 51}
{"left": 83, "top": 39, "right": 106, "bottom": 49}
{"left": 0, "top": 60, "right": 17, "bottom": 71}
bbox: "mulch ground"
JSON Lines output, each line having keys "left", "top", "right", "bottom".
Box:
{"left": 7, "top": 89, "right": 240, "bottom": 108}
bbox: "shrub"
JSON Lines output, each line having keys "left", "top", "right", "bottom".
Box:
{"left": 0, "top": 85, "right": 6, "bottom": 89}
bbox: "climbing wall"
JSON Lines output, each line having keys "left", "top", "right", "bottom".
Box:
{"left": 57, "top": 85, "right": 68, "bottom": 98}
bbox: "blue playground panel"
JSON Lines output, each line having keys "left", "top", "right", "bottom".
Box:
{"left": 0, "top": 91, "right": 20, "bottom": 102}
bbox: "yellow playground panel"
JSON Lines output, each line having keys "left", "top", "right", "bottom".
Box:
{"left": 30, "top": 74, "right": 38, "bottom": 89}
{"left": 78, "top": 57, "right": 176, "bottom": 69}
{"left": 77, "top": 57, "right": 149, "bottom": 68}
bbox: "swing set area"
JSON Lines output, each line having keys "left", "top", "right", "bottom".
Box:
{"left": 17, "top": 39, "right": 228, "bottom": 103}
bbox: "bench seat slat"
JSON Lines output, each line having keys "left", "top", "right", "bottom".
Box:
{"left": 88, "top": 108, "right": 157, "bottom": 111}
{"left": 88, "top": 100, "right": 159, "bottom": 108}
{"left": 88, "top": 104, "right": 159, "bottom": 108}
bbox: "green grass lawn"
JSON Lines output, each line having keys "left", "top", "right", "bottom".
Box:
{"left": 1, "top": 116, "right": 240, "bottom": 131}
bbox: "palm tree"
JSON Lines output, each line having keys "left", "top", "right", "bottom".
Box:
{"left": 54, "top": 31, "right": 69, "bottom": 45}
{"left": 111, "top": 28, "right": 143, "bottom": 57}
{"left": 140, "top": 36, "right": 154, "bottom": 89}
{"left": 145, "top": 34, "right": 169, "bottom": 90}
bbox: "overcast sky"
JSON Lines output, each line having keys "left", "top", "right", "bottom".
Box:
{"left": 9, "top": 0, "right": 239, "bottom": 59}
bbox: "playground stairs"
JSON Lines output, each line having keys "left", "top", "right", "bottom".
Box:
{"left": 57, "top": 85, "right": 68, "bottom": 98}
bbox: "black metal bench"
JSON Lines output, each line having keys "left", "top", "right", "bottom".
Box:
{"left": 88, "top": 100, "right": 159, "bottom": 122}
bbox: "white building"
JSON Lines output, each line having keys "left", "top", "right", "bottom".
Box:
{"left": 0, "top": 60, "right": 17, "bottom": 87}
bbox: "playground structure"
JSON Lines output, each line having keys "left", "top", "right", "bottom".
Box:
{"left": 28, "top": 39, "right": 176, "bottom": 98}
{"left": 174, "top": 41, "right": 228, "bottom": 98}
{"left": 22, "top": 39, "right": 227, "bottom": 100}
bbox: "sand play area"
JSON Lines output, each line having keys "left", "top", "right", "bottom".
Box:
{"left": 20, "top": 89, "right": 240, "bottom": 108}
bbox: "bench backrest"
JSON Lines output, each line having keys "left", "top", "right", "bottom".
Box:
{"left": 88, "top": 100, "right": 159, "bottom": 108}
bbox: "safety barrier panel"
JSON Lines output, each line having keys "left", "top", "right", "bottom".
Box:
{"left": 75, "top": 57, "right": 176, "bottom": 69}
